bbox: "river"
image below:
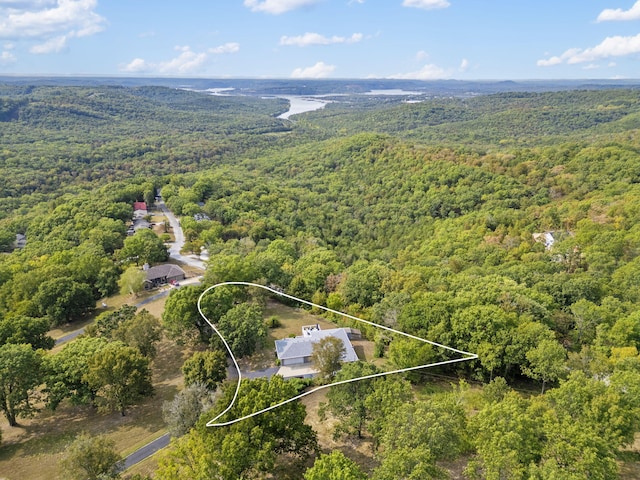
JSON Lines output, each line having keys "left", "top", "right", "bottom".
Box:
{"left": 276, "top": 95, "right": 329, "bottom": 120}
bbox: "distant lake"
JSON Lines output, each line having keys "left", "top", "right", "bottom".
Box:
{"left": 365, "top": 89, "right": 423, "bottom": 96}
{"left": 275, "top": 96, "right": 329, "bottom": 119}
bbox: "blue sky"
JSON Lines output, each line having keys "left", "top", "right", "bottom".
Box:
{"left": 1, "top": 0, "right": 639, "bottom": 79}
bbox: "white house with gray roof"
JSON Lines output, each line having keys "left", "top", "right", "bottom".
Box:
{"left": 275, "top": 327, "right": 359, "bottom": 379}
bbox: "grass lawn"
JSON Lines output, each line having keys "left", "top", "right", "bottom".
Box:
{"left": 0, "top": 296, "right": 189, "bottom": 480}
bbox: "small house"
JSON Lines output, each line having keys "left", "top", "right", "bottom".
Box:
{"left": 143, "top": 264, "right": 186, "bottom": 290}
{"left": 133, "top": 201, "right": 148, "bottom": 219}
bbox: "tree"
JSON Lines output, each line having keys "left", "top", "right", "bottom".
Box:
{"left": 0, "top": 315, "right": 54, "bottom": 350}
{"left": 311, "top": 336, "right": 346, "bottom": 383}
{"left": 320, "top": 361, "right": 380, "bottom": 439}
{"left": 59, "top": 433, "right": 123, "bottom": 480}
{"left": 162, "top": 383, "right": 216, "bottom": 438}
{"left": 521, "top": 339, "right": 566, "bottom": 393}
{"left": 112, "top": 309, "right": 162, "bottom": 359}
{"left": 162, "top": 285, "right": 209, "bottom": 344}
{"left": 86, "top": 304, "right": 137, "bottom": 338}
{"left": 340, "top": 260, "right": 390, "bottom": 308}
{"left": 216, "top": 303, "right": 266, "bottom": 358}
{"left": 46, "top": 336, "right": 109, "bottom": 410}
{"left": 118, "top": 228, "right": 168, "bottom": 266}
{"left": 0, "top": 343, "right": 43, "bottom": 426}
{"left": 182, "top": 350, "right": 227, "bottom": 391}
{"left": 378, "top": 395, "right": 470, "bottom": 462}
{"left": 304, "top": 451, "right": 368, "bottom": 480}
{"left": 372, "top": 446, "right": 447, "bottom": 480}
{"left": 84, "top": 342, "right": 153, "bottom": 416}
{"left": 32, "top": 278, "right": 95, "bottom": 325}
{"left": 466, "top": 392, "right": 544, "bottom": 480}
{"left": 156, "top": 376, "right": 317, "bottom": 480}
{"left": 118, "top": 266, "right": 146, "bottom": 297}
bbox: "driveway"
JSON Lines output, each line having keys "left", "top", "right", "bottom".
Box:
{"left": 158, "top": 200, "right": 206, "bottom": 271}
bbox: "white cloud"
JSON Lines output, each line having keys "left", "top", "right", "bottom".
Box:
{"left": 291, "top": 61, "right": 335, "bottom": 78}
{"left": 157, "top": 46, "right": 207, "bottom": 74}
{"left": 244, "top": 0, "right": 321, "bottom": 14}
{"left": 537, "top": 34, "right": 640, "bottom": 66}
{"left": 415, "top": 50, "right": 429, "bottom": 61}
{"left": 121, "top": 57, "right": 149, "bottom": 73}
{"left": 30, "top": 33, "right": 67, "bottom": 53}
{"left": 583, "top": 63, "right": 600, "bottom": 70}
{"left": 459, "top": 58, "right": 469, "bottom": 71}
{"left": 389, "top": 63, "right": 451, "bottom": 79}
{"left": 0, "top": 0, "right": 106, "bottom": 38}
{"left": 209, "top": 42, "right": 240, "bottom": 54}
{"left": 121, "top": 43, "right": 240, "bottom": 75}
{"left": 402, "top": 0, "right": 450, "bottom": 10}
{"left": 597, "top": 1, "right": 640, "bottom": 21}
{"left": 0, "top": 49, "right": 17, "bottom": 64}
{"left": 280, "top": 32, "right": 362, "bottom": 46}
{"left": 0, "top": 0, "right": 105, "bottom": 56}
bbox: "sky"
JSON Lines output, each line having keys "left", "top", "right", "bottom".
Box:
{"left": 1, "top": 0, "right": 640, "bottom": 79}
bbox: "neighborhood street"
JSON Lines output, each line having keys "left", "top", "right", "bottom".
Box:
{"left": 123, "top": 434, "right": 171, "bottom": 470}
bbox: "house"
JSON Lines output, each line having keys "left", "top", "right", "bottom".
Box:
{"left": 143, "top": 264, "right": 186, "bottom": 290}
{"left": 14, "top": 233, "right": 26, "bottom": 249}
{"left": 133, "top": 201, "right": 148, "bottom": 219}
{"left": 275, "top": 327, "right": 359, "bottom": 379}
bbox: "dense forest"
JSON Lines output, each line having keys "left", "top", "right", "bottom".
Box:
{"left": 0, "top": 83, "right": 639, "bottom": 479}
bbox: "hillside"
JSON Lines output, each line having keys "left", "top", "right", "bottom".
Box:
{"left": 0, "top": 83, "right": 639, "bottom": 479}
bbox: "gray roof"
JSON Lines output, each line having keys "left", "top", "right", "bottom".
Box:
{"left": 145, "top": 264, "right": 185, "bottom": 281}
{"left": 275, "top": 328, "right": 359, "bottom": 363}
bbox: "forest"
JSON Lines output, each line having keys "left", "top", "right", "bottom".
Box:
{"left": 0, "top": 82, "right": 639, "bottom": 479}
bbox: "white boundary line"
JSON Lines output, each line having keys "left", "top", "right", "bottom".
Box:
{"left": 197, "top": 281, "right": 478, "bottom": 427}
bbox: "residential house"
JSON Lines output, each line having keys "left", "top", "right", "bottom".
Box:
{"left": 275, "top": 326, "right": 359, "bottom": 379}
{"left": 133, "top": 201, "right": 148, "bottom": 219}
{"left": 143, "top": 264, "right": 186, "bottom": 290}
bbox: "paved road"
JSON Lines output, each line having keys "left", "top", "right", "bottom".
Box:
{"left": 158, "top": 200, "right": 207, "bottom": 271}
{"left": 54, "top": 277, "right": 203, "bottom": 346}
{"left": 123, "top": 433, "right": 171, "bottom": 470}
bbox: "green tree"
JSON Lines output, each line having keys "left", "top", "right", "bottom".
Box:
{"left": 182, "top": 350, "right": 227, "bottom": 391}
{"left": 162, "top": 285, "right": 216, "bottom": 344}
{"left": 162, "top": 383, "right": 216, "bottom": 438}
{"left": 529, "top": 412, "right": 619, "bottom": 480}
{"left": 311, "top": 336, "right": 346, "bottom": 383}
{"left": 112, "top": 309, "right": 162, "bottom": 359}
{"left": 0, "top": 343, "right": 43, "bottom": 426}
{"left": 340, "top": 260, "right": 390, "bottom": 308}
{"left": 46, "top": 336, "right": 109, "bottom": 410}
{"left": 86, "top": 304, "right": 137, "bottom": 338}
{"left": 118, "top": 229, "right": 168, "bottom": 266}
{"left": 364, "top": 375, "right": 413, "bottom": 446}
{"left": 156, "top": 376, "right": 317, "bottom": 480}
{"left": 59, "top": 433, "right": 123, "bottom": 480}
{"left": 217, "top": 303, "right": 266, "bottom": 358}
{"left": 84, "top": 342, "right": 153, "bottom": 416}
{"left": 379, "top": 395, "right": 470, "bottom": 461}
{"left": 372, "top": 446, "right": 447, "bottom": 480}
{"left": 0, "top": 315, "right": 54, "bottom": 350}
{"left": 320, "top": 361, "right": 380, "bottom": 439}
{"left": 521, "top": 338, "right": 566, "bottom": 393}
{"left": 32, "top": 278, "right": 95, "bottom": 325}
{"left": 118, "top": 266, "right": 146, "bottom": 297}
{"left": 304, "top": 451, "right": 368, "bottom": 480}
{"left": 467, "top": 392, "right": 544, "bottom": 480}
